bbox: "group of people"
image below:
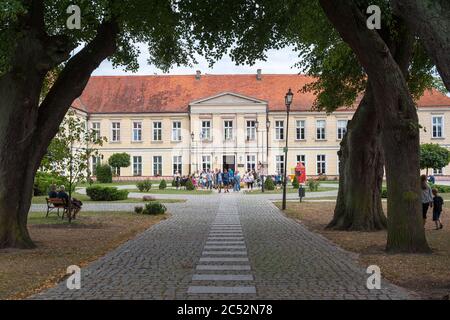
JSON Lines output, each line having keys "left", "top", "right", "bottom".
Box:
{"left": 421, "top": 175, "right": 444, "bottom": 230}
{"left": 173, "top": 168, "right": 260, "bottom": 193}
{"left": 48, "top": 184, "right": 83, "bottom": 218}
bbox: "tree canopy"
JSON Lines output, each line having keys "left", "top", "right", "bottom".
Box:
{"left": 420, "top": 143, "right": 450, "bottom": 174}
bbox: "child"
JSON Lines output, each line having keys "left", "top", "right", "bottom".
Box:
{"left": 432, "top": 188, "right": 444, "bottom": 230}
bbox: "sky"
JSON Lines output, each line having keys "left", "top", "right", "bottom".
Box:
{"left": 92, "top": 44, "right": 301, "bottom": 76}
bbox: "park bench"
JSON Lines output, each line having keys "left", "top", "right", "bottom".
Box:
{"left": 45, "top": 197, "right": 68, "bottom": 218}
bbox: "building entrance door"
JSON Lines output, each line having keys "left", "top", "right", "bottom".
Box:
{"left": 223, "top": 155, "right": 236, "bottom": 173}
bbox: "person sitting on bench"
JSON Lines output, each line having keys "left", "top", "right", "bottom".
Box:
{"left": 58, "top": 185, "right": 82, "bottom": 219}
{"left": 48, "top": 184, "right": 58, "bottom": 198}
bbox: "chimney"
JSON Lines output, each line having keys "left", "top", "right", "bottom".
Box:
{"left": 195, "top": 70, "right": 201, "bottom": 80}
{"left": 256, "top": 69, "right": 262, "bottom": 80}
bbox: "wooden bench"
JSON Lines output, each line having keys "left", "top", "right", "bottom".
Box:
{"left": 45, "top": 197, "right": 68, "bottom": 218}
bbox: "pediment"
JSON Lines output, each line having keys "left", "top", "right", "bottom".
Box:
{"left": 190, "top": 92, "right": 267, "bottom": 106}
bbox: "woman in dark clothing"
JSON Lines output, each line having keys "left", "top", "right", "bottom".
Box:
{"left": 222, "top": 169, "right": 230, "bottom": 193}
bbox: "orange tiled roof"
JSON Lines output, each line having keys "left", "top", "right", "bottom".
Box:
{"left": 72, "top": 74, "right": 450, "bottom": 114}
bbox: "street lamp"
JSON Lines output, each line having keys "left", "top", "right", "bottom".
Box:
{"left": 282, "top": 88, "right": 293, "bottom": 210}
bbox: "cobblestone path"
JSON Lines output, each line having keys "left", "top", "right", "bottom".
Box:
{"left": 33, "top": 194, "right": 410, "bottom": 300}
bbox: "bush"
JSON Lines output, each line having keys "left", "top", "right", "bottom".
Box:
{"left": 381, "top": 188, "right": 388, "bottom": 198}
{"left": 307, "top": 179, "right": 320, "bottom": 192}
{"left": 136, "top": 179, "right": 152, "bottom": 192}
{"left": 264, "top": 176, "right": 275, "bottom": 191}
{"left": 292, "top": 175, "right": 299, "bottom": 189}
{"left": 143, "top": 202, "right": 167, "bottom": 215}
{"left": 185, "top": 178, "right": 195, "bottom": 190}
{"left": 34, "top": 172, "right": 72, "bottom": 196}
{"left": 430, "top": 184, "right": 450, "bottom": 193}
{"left": 95, "top": 164, "right": 112, "bottom": 183}
{"left": 134, "top": 206, "right": 143, "bottom": 214}
{"left": 86, "top": 185, "right": 128, "bottom": 201}
{"left": 159, "top": 179, "right": 167, "bottom": 190}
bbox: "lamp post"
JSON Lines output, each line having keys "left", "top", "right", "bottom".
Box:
{"left": 190, "top": 132, "right": 195, "bottom": 175}
{"left": 282, "top": 88, "right": 294, "bottom": 210}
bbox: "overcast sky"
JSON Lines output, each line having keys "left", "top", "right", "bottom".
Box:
{"left": 92, "top": 44, "right": 300, "bottom": 76}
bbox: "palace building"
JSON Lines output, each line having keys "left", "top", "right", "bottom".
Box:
{"left": 71, "top": 71, "right": 450, "bottom": 179}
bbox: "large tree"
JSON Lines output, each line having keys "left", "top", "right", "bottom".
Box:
{"left": 318, "top": 0, "right": 431, "bottom": 252}
{"left": 0, "top": 0, "right": 233, "bottom": 248}
{"left": 390, "top": 0, "right": 450, "bottom": 90}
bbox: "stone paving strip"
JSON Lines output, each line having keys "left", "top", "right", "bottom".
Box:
{"left": 188, "top": 197, "right": 257, "bottom": 296}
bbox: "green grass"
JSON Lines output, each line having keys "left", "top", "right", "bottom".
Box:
{"left": 32, "top": 193, "right": 186, "bottom": 204}
{"left": 243, "top": 186, "right": 331, "bottom": 194}
{"left": 77, "top": 180, "right": 166, "bottom": 188}
{"left": 127, "top": 188, "right": 212, "bottom": 195}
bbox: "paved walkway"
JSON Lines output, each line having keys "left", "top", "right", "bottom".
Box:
{"left": 33, "top": 193, "right": 409, "bottom": 300}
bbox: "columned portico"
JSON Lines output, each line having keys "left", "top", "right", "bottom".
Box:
{"left": 189, "top": 92, "right": 268, "bottom": 173}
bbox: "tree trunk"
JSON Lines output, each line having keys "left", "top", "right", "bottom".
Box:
{"left": 328, "top": 83, "right": 386, "bottom": 231}
{"left": 391, "top": 0, "right": 450, "bottom": 91}
{"left": 0, "top": 6, "right": 118, "bottom": 248}
{"left": 320, "top": 0, "right": 430, "bottom": 253}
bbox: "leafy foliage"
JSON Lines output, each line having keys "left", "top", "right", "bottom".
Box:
{"left": 143, "top": 202, "right": 167, "bottom": 215}
{"left": 264, "top": 176, "right": 275, "bottom": 191}
{"left": 86, "top": 185, "right": 128, "bottom": 201}
{"left": 307, "top": 179, "right": 320, "bottom": 192}
{"left": 292, "top": 175, "right": 299, "bottom": 189}
{"left": 134, "top": 206, "right": 143, "bottom": 214}
{"left": 108, "top": 153, "right": 131, "bottom": 173}
{"left": 39, "top": 110, "right": 106, "bottom": 189}
{"left": 185, "top": 179, "right": 195, "bottom": 191}
{"left": 95, "top": 164, "right": 113, "bottom": 183}
{"left": 159, "top": 179, "right": 167, "bottom": 190}
{"left": 420, "top": 143, "right": 450, "bottom": 173}
{"left": 136, "top": 180, "right": 152, "bottom": 192}
{"left": 33, "top": 171, "right": 72, "bottom": 196}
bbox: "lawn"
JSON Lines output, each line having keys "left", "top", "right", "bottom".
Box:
{"left": 127, "top": 188, "right": 213, "bottom": 195}
{"left": 243, "top": 186, "right": 333, "bottom": 194}
{"left": 32, "top": 193, "right": 186, "bottom": 204}
{"left": 275, "top": 201, "right": 450, "bottom": 300}
{"left": 0, "top": 211, "right": 168, "bottom": 300}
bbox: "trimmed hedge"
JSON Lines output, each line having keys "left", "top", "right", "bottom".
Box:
{"left": 95, "top": 164, "right": 112, "bottom": 183}
{"left": 143, "top": 202, "right": 167, "bottom": 215}
{"left": 264, "top": 176, "right": 275, "bottom": 190}
{"left": 185, "top": 179, "right": 195, "bottom": 190}
{"left": 159, "top": 179, "right": 167, "bottom": 190}
{"left": 136, "top": 179, "right": 152, "bottom": 192}
{"left": 431, "top": 184, "right": 450, "bottom": 193}
{"left": 292, "top": 175, "right": 299, "bottom": 189}
{"left": 307, "top": 179, "right": 320, "bottom": 191}
{"left": 86, "top": 185, "right": 128, "bottom": 201}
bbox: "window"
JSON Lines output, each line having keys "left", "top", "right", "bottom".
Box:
{"left": 296, "top": 120, "right": 305, "bottom": 140}
{"left": 132, "top": 121, "right": 142, "bottom": 142}
{"left": 172, "top": 121, "right": 181, "bottom": 141}
{"left": 224, "top": 120, "right": 233, "bottom": 140}
{"left": 337, "top": 120, "right": 348, "bottom": 140}
{"left": 246, "top": 120, "right": 256, "bottom": 141}
{"left": 202, "top": 155, "right": 211, "bottom": 171}
{"left": 433, "top": 168, "right": 443, "bottom": 175}
{"left": 432, "top": 116, "right": 443, "bottom": 138}
{"left": 133, "top": 156, "right": 142, "bottom": 176}
{"left": 173, "top": 156, "right": 182, "bottom": 175}
{"left": 201, "top": 121, "right": 211, "bottom": 140}
{"left": 316, "top": 154, "right": 326, "bottom": 175}
{"left": 92, "top": 122, "right": 100, "bottom": 140}
{"left": 275, "top": 120, "right": 284, "bottom": 140}
{"left": 153, "top": 156, "right": 162, "bottom": 176}
{"left": 316, "top": 120, "right": 326, "bottom": 140}
{"left": 91, "top": 155, "right": 100, "bottom": 175}
{"left": 111, "top": 122, "right": 120, "bottom": 142}
{"left": 153, "top": 122, "right": 162, "bottom": 141}
{"left": 246, "top": 155, "right": 256, "bottom": 171}
{"left": 296, "top": 154, "right": 306, "bottom": 167}
{"left": 276, "top": 155, "right": 285, "bottom": 175}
